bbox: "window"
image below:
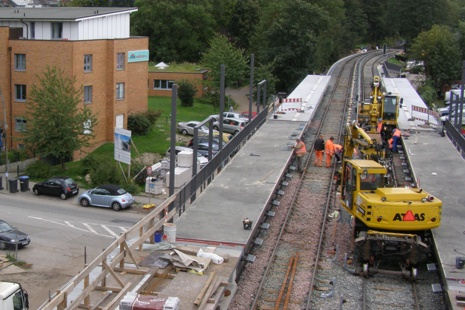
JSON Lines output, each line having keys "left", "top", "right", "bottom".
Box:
{"left": 117, "top": 53, "right": 125, "bottom": 70}
{"left": 14, "top": 54, "right": 26, "bottom": 71}
{"left": 116, "top": 82, "right": 125, "bottom": 100}
{"left": 153, "top": 79, "right": 174, "bottom": 90}
{"left": 84, "top": 86, "right": 92, "bottom": 103}
{"left": 30, "top": 22, "right": 35, "bottom": 39}
{"left": 51, "top": 22, "right": 62, "bottom": 39}
{"left": 84, "top": 54, "right": 92, "bottom": 72}
{"left": 15, "top": 117, "right": 26, "bottom": 132}
{"left": 14, "top": 84, "right": 26, "bottom": 101}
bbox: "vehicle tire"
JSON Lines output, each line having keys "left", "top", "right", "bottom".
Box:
{"left": 0, "top": 241, "right": 5, "bottom": 250}
{"left": 181, "top": 129, "right": 188, "bottom": 135}
{"left": 112, "top": 202, "right": 122, "bottom": 211}
{"left": 33, "top": 188, "right": 40, "bottom": 195}
{"left": 60, "top": 192, "right": 67, "bottom": 200}
{"left": 80, "top": 198, "right": 90, "bottom": 207}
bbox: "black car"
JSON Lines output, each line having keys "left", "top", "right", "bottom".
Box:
{"left": 32, "top": 177, "right": 79, "bottom": 200}
{"left": 0, "top": 220, "right": 30, "bottom": 250}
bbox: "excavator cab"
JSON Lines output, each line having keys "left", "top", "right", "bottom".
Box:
{"left": 382, "top": 94, "right": 398, "bottom": 124}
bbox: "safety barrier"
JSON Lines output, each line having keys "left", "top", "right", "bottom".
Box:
{"left": 444, "top": 120, "right": 465, "bottom": 159}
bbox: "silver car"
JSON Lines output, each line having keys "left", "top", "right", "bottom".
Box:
{"left": 177, "top": 121, "right": 209, "bottom": 135}
{"left": 213, "top": 117, "right": 248, "bottom": 134}
{"left": 78, "top": 184, "right": 134, "bottom": 211}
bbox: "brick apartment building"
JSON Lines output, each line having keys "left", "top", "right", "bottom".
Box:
{"left": 0, "top": 7, "right": 148, "bottom": 157}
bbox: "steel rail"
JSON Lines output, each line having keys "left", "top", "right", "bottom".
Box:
{"left": 305, "top": 52, "right": 376, "bottom": 310}
{"left": 249, "top": 56, "right": 356, "bottom": 310}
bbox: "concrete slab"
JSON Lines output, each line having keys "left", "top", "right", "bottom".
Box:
{"left": 175, "top": 120, "right": 305, "bottom": 245}
{"left": 273, "top": 75, "right": 330, "bottom": 122}
{"left": 403, "top": 129, "right": 465, "bottom": 309}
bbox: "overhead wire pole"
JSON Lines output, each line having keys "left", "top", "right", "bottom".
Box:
{"left": 169, "top": 84, "right": 177, "bottom": 197}
{"left": 249, "top": 54, "right": 254, "bottom": 122}
{"left": 458, "top": 61, "right": 465, "bottom": 129}
{"left": 219, "top": 64, "right": 225, "bottom": 151}
{"left": 0, "top": 88, "right": 8, "bottom": 190}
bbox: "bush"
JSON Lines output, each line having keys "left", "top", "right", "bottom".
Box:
{"left": 122, "top": 181, "right": 139, "bottom": 195}
{"left": 145, "top": 110, "right": 162, "bottom": 124}
{"left": 81, "top": 153, "right": 100, "bottom": 175}
{"left": 26, "top": 160, "right": 53, "bottom": 179}
{"left": 178, "top": 80, "right": 197, "bottom": 107}
{"left": 128, "top": 113, "right": 151, "bottom": 135}
{"left": 89, "top": 161, "right": 123, "bottom": 187}
{"left": 8, "top": 149, "right": 28, "bottom": 163}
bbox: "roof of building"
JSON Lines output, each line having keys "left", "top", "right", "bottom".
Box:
{"left": 0, "top": 7, "right": 137, "bottom": 21}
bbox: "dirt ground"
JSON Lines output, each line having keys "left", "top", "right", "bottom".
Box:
{"left": 0, "top": 266, "right": 74, "bottom": 309}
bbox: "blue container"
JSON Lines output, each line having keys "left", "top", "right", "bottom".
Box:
{"left": 154, "top": 231, "right": 162, "bottom": 243}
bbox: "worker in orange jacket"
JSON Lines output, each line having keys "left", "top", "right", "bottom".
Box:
{"left": 392, "top": 128, "right": 401, "bottom": 152}
{"left": 325, "top": 136, "right": 335, "bottom": 168}
{"left": 293, "top": 138, "right": 307, "bottom": 172}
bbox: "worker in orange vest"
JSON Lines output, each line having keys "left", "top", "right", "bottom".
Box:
{"left": 325, "top": 136, "right": 335, "bottom": 168}
{"left": 377, "top": 118, "right": 383, "bottom": 133}
{"left": 392, "top": 128, "right": 401, "bottom": 152}
{"left": 334, "top": 143, "right": 343, "bottom": 163}
{"left": 293, "top": 138, "right": 307, "bottom": 172}
{"left": 388, "top": 137, "right": 394, "bottom": 151}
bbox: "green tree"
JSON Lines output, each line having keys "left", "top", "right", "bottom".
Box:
{"left": 252, "top": 0, "right": 346, "bottom": 91}
{"left": 201, "top": 34, "right": 248, "bottom": 88}
{"left": 410, "top": 25, "right": 461, "bottom": 89}
{"left": 178, "top": 80, "right": 197, "bottom": 107}
{"left": 132, "top": 0, "right": 216, "bottom": 62}
{"left": 24, "top": 67, "right": 97, "bottom": 168}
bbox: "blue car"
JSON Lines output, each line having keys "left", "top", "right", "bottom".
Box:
{"left": 78, "top": 184, "right": 134, "bottom": 211}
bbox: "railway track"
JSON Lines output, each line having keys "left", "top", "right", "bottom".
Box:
{"left": 230, "top": 52, "right": 377, "bottom": 309}
{"left": 309, "top": 51, "right": 446, "bottom": 310}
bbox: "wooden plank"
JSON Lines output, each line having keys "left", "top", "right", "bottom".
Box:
{"left": 101, "top": 282, "right": 132, "bottom": 310}
{"left": 194, "top": 272, "right": 216, "bottom": 306}
{"left": 198, "top": 278, "right": 219, "bottom": 310}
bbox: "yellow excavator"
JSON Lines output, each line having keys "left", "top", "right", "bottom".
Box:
{"left": 358, "top": 76, "right": 400, "bottom": 134}
{"left": 340, "top": 122, "right": 442, "bottom": 277}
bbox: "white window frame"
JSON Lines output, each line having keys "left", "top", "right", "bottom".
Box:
{"left": 15, "top": 117, "right": 26, "bottom": 132}
{"left": 51, "top": 22, "right": 62, "bottom": 39}
{"left": 14, "top": 54, "right": 26, "bottom": 71}
{"left": 116, "top": 82, "right": 125, "bottom": 100}
{"left": 153, "top": 79, "right": 174, "bottom": 90}
{"left": 14, "top": 84, "right": 26, "bottom": 101}
{"left": 84, "top": 54, "right": 92, "bottom": 72}
{"left": 117, "top": 52, "right": 125, "bottom": 70}
{"left": 84, "top": 85, "right": 92, "bottom": 104}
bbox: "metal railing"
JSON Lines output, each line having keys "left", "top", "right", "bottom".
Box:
{"left": 172, "top": 106, "right": 269, "bottom": 215}
{"left": 444, "top": 120, "right": 465, "bottom": 158}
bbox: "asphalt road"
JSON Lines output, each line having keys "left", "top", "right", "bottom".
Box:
{"left": 0, "top": 190, "right": 146, "bottom": 308}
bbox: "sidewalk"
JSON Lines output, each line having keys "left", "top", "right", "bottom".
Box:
{"left": 0, "top": 172, "right": 169, "bottom": 213}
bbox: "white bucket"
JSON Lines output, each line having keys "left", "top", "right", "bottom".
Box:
{"left": 163, "top": 223, "right": 176, "bottom": 243}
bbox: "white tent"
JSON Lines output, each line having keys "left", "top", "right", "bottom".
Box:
{"left": 155, "top": 62, "right": 169, "bottom": 69}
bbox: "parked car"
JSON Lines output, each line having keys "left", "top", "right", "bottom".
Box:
{"left": 78, "top": 184, "right": 134, "bottom": 211}
{"left": 196, "top": 142, "right": 219, "bottom": 157}
{"left": 240, "top": 111, "right": 257, "bottom": 119}
{"left": 177, "top": 121, "right": 209, "bottom": 136}
{"left": 0, "top": 219, "right": 30, "bottom": 250}
{"left": 213, "top": 117, "right": 248, "bottom": 134}
{"left": 32, "top": 177, "right": 79, "bottom": 200}
{"left": 208, "top": 112, "right": 248, "bottom": 123}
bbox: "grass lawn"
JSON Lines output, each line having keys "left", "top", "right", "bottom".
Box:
{"left": 50, "top": 96, "right": 217, "bottom": 182}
